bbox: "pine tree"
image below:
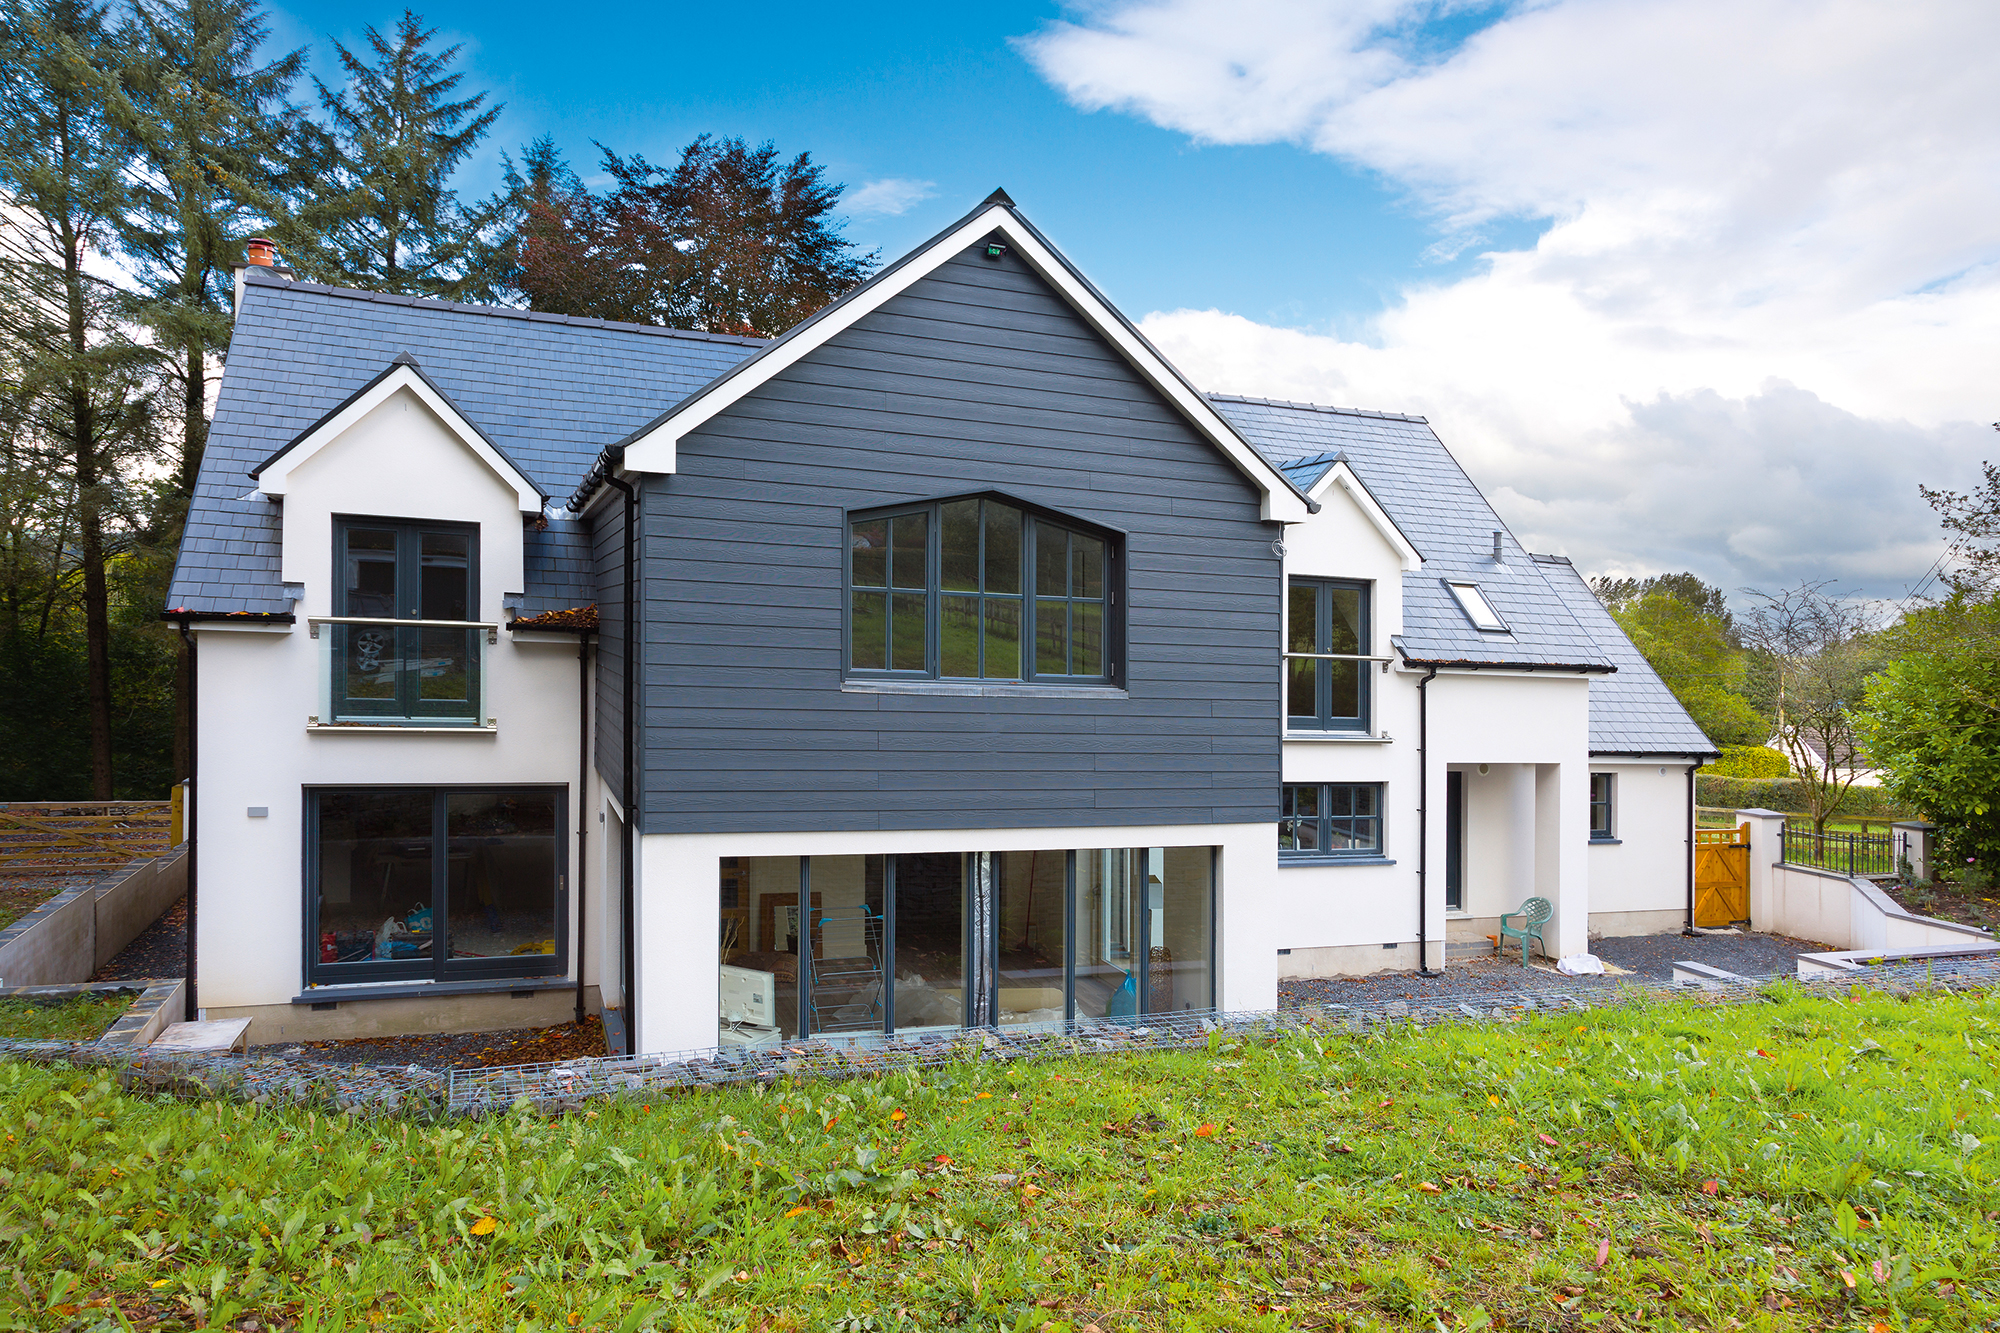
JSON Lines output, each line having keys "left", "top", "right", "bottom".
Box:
{"left": 0, "top": 0, "right": 162, "bottom": 798}
{"left": 117, "top": 0, "right": 306, "bottom": 503}
{"left": 281, "top": 10, "right": 499, "bottom": 298}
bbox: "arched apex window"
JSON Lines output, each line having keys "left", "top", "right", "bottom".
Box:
{"left": 848, "top": 495, "right": 1120, "bottom": 685}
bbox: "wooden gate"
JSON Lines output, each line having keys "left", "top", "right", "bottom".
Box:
{"left": 1694, "top": 822, "right": 1751, "bottom": 927}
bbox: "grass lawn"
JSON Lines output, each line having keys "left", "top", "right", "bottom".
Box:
{"left": 2, "top": 985, "right": 1996, "bottom": 1332}
{"left": 0, "top": 994, "right": 131, "bottom": 1042}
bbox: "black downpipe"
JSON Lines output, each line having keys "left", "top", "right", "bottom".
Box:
{"left": 601, "top": 459, "right": 639, "bottom": 1054}
{"left": 175, "top": 618, "right": 198, "bottom": 1020}
{"left": 1415, "top": 666, "right": 1440, "bottom": 976}
{"left": 576, "top": 631, "right": 593, "bottom": 1025}
{"left": 1683, "top": 764, "right": 1697, "bottom": 936}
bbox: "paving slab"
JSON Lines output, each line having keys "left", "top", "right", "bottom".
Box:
{"left": 152, "top": 1018, "right": 251, "bottom": 1054}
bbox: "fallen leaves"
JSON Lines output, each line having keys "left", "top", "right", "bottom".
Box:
{"left": 469, "top": 1216, "right": 498, "bottom": 1236}
{"left": 1194, "top": 1124, "right": 1216, "bottom": 1137}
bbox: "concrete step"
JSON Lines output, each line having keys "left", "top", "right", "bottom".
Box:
{"left": 150, "top": 1018, "right": 250, "bottom": 1055}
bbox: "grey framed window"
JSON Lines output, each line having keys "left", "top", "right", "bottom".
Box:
{"left": 332, "top": 517, "right": 480, "bottom": 723}
{"left": 847, "top": 495, "right": 1118, "bottom": 683}
{"left": 1280, "top": 783, "right": 1383, "bottom": 858}
{"left": 1287, "top": 578, "right": 1370, "bottom": 730}
{"left": 1590, "top": 773, "right": 1615, "bottom": 840}
{"left": 306, "top": 786, "right": 565, "bottom": 986}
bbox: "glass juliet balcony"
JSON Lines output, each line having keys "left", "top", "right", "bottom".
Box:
{"left": 309, "top": 617, "right": 496, "bottom": 730}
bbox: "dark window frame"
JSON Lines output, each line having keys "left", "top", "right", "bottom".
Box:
{"left": 1589, "top": 772, "right": 1616, "bottom": 841}
{"left": 1286, "top": 577, "right": 1372, "bottom": 732}
{"left": 844, "top": 493, "right": 1124, "bottom": 686}
{"left": 331, "top": 515, "right": 482, "bottom": 724}
{"left": 1280, "top": 782, "right": 1386, "bottom": 859}
{"left": 302, "top": 784, "right": 568, "bottom": 988}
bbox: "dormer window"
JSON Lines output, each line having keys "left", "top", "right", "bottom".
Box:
{"left": 322, "top": 516, "right": 483, "bottom": 725}
{"left": 847, "top": 496, "right": 1119, "bottom": 684}
{"left": 1446, "top": 581, "right": 1508, "bottom": 632}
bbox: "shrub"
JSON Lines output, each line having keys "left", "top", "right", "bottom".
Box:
{"left": 1695, "top": 775, "right": 1910, "bottom": 819}
{"left": 1699, "top": 745, "right": 1790, "bottom": 779}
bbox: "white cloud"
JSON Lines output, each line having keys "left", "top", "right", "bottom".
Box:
{"left": 844, "top": 178, "right": 939, "bottom": 217}
{"left": 1021, "top": 0, "right": 2000, "bottom": 596}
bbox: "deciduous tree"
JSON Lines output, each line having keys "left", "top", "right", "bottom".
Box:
{"left": 1738, "top": 581, "right": 1883, "bottom": 834}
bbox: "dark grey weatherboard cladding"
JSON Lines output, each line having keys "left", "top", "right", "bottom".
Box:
{"left": 167, "top": 267, "right": 759, "bottom": 614}
{"left": 593, "top": 497, "right": 632, "bottom": 811}
{"left": 638, "top": 244, "right": 1282, "bottom": 835}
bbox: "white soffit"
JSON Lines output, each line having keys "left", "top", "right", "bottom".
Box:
{"left": 1308, "top": 461, "right": 1423, "bottom": 570}
{"left": 620, "top": 205, "right": 1311, "bottom": 524}
{"left": 254, "top": 366, "right": 544, "bottom": 515}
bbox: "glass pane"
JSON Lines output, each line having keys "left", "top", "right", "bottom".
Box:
{"left": 984, "top": 502, "right": 1021, "bottom": 594}
{"left": 344, "top": 528, "right": 398, "bottom": 618}
{"left": 850, "top": 591, "right": 887, "bottom": 669}
{"left": 1328, "top": 586, "right": 1363, "bottom": 655}
{"left": 810, "top": 856, "right": 885, "bottom": 1036}
{"left": 1074, "top": 602, "right": 1103, "bottom": 677}
{"left": 1353, "top": 785, "right": 1378, "bottom": 816}
{"left": 1036, "top": 525, "right": 1067, "bottom": 596}
{"left": 1327, "top": 658, "right": 1360, "bottom": 719}
{"left": 891, "top": 593, "right": 927, "bottom": 672}
{"left": 941, "top": 595, "right": 979, "bottom": 677}
{"left": 1279, "top": 817, "right": 1319, "bottom": 852}
{"left": 982, "top": 597, "right": 1021, "bottom": 678}
{"left": 1284, "top": 785, "right": 1320, "bottom": 818}
{"left": 340, "top": 623, "right": 397, "bottom": 699}
{"left": 1075, "top": 849, "right": 1136, "bottom": 1020}
{"left": 419, "top": 531, "right": 470, "bottom": 620}
{"left": 941, "top": 500, "right": 979, "bottom": 592}
{"left": 1329, "top": 785, "right": 1353, "bottom": 816}
{"left": 891, "top": 512, "right": 928, "bottom": 590}
{"left": 891, "top": 853, "right": 963, "bottom": 1031}
{"left": 1035, "top": 602, "right": 1067, "bottom": 675}
{"left": 1073, "top": 534, "right": 1104, "bottom": 599}
{"left": 1149, "top": 847, "right": 1213, "bottom": 1014}
{"left": 1287, "top": 582, "right": 1318, "bottom": 654}
{"left": 850, "top": 519, "right": 888, "bottom": 588}
{"left": 416, "top": 626, "right": 473, "bottom": 701}
{"left": 1287, "top": 658, "right": 1318, "bottom": 720}
{"left": 997, "top": 851, "right": 1066, "bottom": 1026}
{"left": 315, "top": 790, "right": 433, "bottom": 969}
{"left": 445, "top": 791, "right": 557, "bottom": 961}
{"left": 721, "top": 856, "right": 803, "bottom": 1043}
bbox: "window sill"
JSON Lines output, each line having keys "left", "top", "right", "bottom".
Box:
{"left": 292, "top": 976, "right": 569, "bottom": 1005}
{"left": 307, "top": 721, "right": 497, "bottom": 735}
{"left": 843, "top": 680, "right": 1129, "bottom": 699}
{"left": 1590, "top": 836, "right": 1623, "bottom": 845}
{"left": 1283, "top": 732, "right": 1390, "bottom": 744}
{"left": 1280, "top": 856, "right": 1397, "bottom": 868}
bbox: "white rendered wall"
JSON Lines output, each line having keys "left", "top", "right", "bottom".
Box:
{"left": 1586, "top": 762, "right": 1695, "bottom": 929}
{"left": 192, "top": 387, "right": 591, "bottom": 1014}
{"left": 633, "top": 821, "right": 1276, "bottom": 1055}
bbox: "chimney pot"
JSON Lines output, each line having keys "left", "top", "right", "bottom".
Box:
{"left": 245, "top": 237, "right": 276, "bottom": 266}
{"left": 1492, "top": 530, "right": 1505, "bottom": 562}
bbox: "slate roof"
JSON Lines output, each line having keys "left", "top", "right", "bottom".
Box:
{"left": 166, "top": 267, "right": 762, "bottom": 615}
{"left": 172, "top": 268, "right": 1713, "bottom": 755}
{"left": 1209, "top": 395, "right": 1715, "bottom": 756}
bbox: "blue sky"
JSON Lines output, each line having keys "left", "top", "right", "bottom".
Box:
{"left": 261, "top": 0, "right": 1524, "bottom": 336}
{"left": 258, "top": 1, "right": 2000, "bottom": 599}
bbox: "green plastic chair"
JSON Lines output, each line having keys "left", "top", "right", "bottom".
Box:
{"left": 1497, "top": 897, "right": 1554, "bottom": 966}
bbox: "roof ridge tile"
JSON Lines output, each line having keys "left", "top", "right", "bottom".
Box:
{"left": 1204, "top": 392, "right": 1429, "bottom": 424}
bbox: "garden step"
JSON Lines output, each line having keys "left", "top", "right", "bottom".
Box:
{"left": 150, "top": 1017, "right": 251, "bottom": 1054}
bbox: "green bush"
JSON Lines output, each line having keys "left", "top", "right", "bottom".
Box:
{"left": 1695, "top": 775, "right": 1911, "bottom": 819}
{"left": 1700, "top": 745, "right": 1790, "bottom": 779}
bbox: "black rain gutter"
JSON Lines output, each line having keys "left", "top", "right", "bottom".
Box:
{"left": 1415, "top": 665, "right": 1440, "bottom": 977}
{"left": 1684, "top": 764, "right": 1697, "bottom": 936}
{"left": 576, "top": 628, "right": 593, "bottom": 1025}
{"left": 160, "top": 609, "right": 296, "bottom": 625}
{"left": 1397, "top": 656, "right": 1617, "bottom": 674}
{"left": 597, "top": 449, "right": 639, "bottom": 1055}
{"left": 173, "top": 615, "right": 199, "bottom": 1020}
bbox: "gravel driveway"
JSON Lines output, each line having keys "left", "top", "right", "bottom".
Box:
{"left": 1279, "top": 929, "right": 1831, "bottom": 1010}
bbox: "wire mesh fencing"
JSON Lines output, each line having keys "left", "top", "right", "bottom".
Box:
{"left": 4, "top": 953, "right": 1998, "bottom": 1119}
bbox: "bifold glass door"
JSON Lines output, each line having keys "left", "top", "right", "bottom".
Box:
{"left": 718, "top": 847, "right": 1214, "bottom": 1046}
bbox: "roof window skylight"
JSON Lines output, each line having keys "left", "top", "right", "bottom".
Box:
{"left": 1446, "top": 581, "right": 1508, "bottom": 632}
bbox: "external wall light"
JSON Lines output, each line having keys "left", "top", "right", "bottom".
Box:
{"left": 984, "top": 239, "right": 1010, "bottom": 260}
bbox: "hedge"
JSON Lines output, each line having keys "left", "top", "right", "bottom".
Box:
{"left": 1695, "top": 775, "right": 1914, "bottom": 819}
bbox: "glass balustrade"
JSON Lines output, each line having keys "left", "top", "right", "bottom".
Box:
{"left": 310, "top": 617, "right": 492, "bottom": 728}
